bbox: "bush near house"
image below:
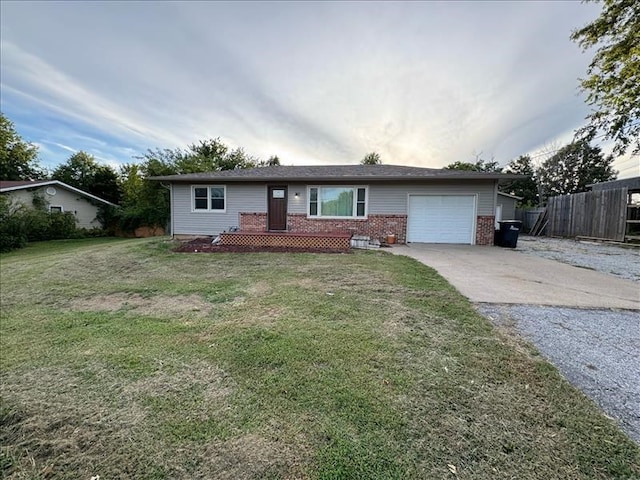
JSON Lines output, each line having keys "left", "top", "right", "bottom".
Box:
{"left": 0, "top": 196, "right": 106, "bottom": 252}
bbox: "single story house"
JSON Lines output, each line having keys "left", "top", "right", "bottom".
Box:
{"left": 151, "top": 165, "right": 522, "bottom": 245}
{"left": 496, "top": 192, "right": 522, "bottom": 227}
{"left": 0, "top": 180, "right": 116, "bottom": 229}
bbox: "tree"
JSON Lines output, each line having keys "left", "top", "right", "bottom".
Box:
{"left": 571, "top": 0, "right": 640, "bottom": 155}
{"left": 120, "top": 137, "right": 266, "bottom": 230}
{"left": 176, "top": 139, "right": 228, "bottom": 173}
{"left": 91, "top": 164, "right": 122, "bottom": 204}
{"left": 0, "top": 113, "right": 44, "bottom": 180}
{"left": 445, "top": 153, "right": 502, "bottom": 172}
{"left": 537, "top": 137, "right": 617, "bottom": 199}
{"left": 52, "top": 151, "right": 121, "bottom": 204}
{"left": 502, "top": 155, "right": 539, "bottom": 206}
{"left": 264, "top": 155, "right": 281, "bottom": 166}
{"left": 361, "top": 152, "right": 381, "bottom": 165}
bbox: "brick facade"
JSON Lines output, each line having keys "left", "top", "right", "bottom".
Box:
{"left": 286, "top": 214, "right": 407, "bottom": 243}
{"left": 475, "top": 215, "right": 495, "bottom": 245}
{"left": 239, "top": 212, "right": 407, "bottom": 243}
{"left": 239, "top": 212, "right": 267, "bottom": 232}
{"left": 239, "top": 212, "right": 493, "bottom": 245}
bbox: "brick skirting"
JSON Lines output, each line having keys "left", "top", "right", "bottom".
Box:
{"left": 238, "top": 212, "right": 492, "bottom": 245}
{"left": 476, "top": 215, "right": 495, "bottom": 245}
{"left": 287, "top": 214, "right": 407, "bottom": 244}
{"left": 239, "top": 212, "right": 267, "bottom": 232}
{"left": 238, "top": 212, "right": 407, "bottom": 243}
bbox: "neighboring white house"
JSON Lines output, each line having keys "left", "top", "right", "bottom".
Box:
{"left": 0, "top": 180, "right": 117, "bottom": 229}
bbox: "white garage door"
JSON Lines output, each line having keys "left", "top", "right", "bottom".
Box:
{"left": 407, "top": 195, "right": 476, "bottom": 244}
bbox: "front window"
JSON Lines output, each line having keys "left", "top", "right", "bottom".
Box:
{"left": 192, "top": 185, "right": 226, "bottom": 212}
{"left": 308, "top": 186, "right": 367, "bottom": 218}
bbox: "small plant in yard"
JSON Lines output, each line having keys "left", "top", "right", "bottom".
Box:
{"left": 0, "top": 238, "right": 638, "bottom": 479}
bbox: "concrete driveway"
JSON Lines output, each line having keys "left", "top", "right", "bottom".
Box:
{"left": 392, "top": 244, "right": 639, "bottom": 310}
{"left": 392, "top": 243, "right": 640, "bottom": 442}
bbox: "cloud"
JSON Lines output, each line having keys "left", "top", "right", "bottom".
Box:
{"left": 1, "top": 43, "right": 187, "bottom": 147}
{"left": 3, "top": 0, "right": 624, "bottom": 174}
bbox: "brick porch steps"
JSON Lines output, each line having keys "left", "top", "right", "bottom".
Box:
{"left": 219, "top": 231, "right": 352, "bottom": 251}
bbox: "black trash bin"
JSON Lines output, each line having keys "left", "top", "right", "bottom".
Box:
{"left": 498, "top": 220, "right": 522, "bottom": 248}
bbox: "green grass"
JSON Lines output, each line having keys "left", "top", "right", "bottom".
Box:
{"left": 1, "top": 237, "right": 638, "bottom": 479}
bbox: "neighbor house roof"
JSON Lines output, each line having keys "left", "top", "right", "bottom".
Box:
{"left": 149, "top": 165, "right": 524, "bottom": 182}
{"left": 587, "top": 176, "right": 640, "bottom": 192}
{"left": 0, "top": 180, "right": 117, "bottom": 206}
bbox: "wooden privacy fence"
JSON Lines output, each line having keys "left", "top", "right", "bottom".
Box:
{"left": 547, "top": 188, "right": 628, "bottom": 241}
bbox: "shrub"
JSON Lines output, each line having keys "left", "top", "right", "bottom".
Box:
{"left": 96, "top": 204, "right": 120, "bottom": 235}
{"left": 21, "top": 208, "right": 51, "bottom": 242}
{"left": 47, "top": 212, "right": 77, "bottom": 239}
{"left": 0, "top": 197, "right": 27, "bottom": 252}
{"left": 0, "top": 195, "right": 98, "bottom": 252}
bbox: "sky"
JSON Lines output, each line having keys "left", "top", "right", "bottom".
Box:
{"left": 1, "top": 1, "right": 638, "bottom": 179}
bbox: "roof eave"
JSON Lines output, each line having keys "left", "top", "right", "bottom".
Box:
{"left": 149, "top": 174, "right": 525, "bottom": 182}
{"left": 0, "top": 180, "right": 118, "bottom": 206}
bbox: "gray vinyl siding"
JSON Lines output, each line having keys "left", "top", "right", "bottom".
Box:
{"left": 497, "top": 195, "right": 518, "bottom": 220}
{"left": 368, "top": 181, "right": 497, "bottom": 216}
{"left": 171, "top": 180, "right": 498, "bottom": 235}
{"left": 288, "top": 181, "right": 496, "bottom": 216}
{"left": 172, "top": 183, "right": 267, "bottom": 235}
{"left": 287, "top": 183, "right": 308, "bottom": 214}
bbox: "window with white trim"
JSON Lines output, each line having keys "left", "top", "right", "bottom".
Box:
{"left": 49, "top": 205, "right": 63, "bottom": 213}
{"left": 192, "top": 185, "right": 226, "bottom": 212}
{"left": 308, "top": 186, "right": 367, "bottom": 218}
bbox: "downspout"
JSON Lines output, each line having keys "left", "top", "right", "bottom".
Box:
{"left": 160, "top": 182, "right": 172, "bottom": 237}
{"left": 493, "top": 180, "right": 499, "bottom": 219}
{"left": 493, "top": 179, "right": 499, "bottom": 233}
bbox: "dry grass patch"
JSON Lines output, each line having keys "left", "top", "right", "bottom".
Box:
{"left": 195, "top": 433, "right": 308, "bottom": 480}
{"left": 68, "top": 293, "right": 213, "bottom": 318}
{"left": 1, "top": 360, "right": 255, "bottom": 479}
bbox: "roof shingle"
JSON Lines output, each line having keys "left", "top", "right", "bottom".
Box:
{"left": 149, "top": 164, "right": 522, "bottom": 182}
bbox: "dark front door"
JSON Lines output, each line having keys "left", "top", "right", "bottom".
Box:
{"left": 268, "top": 186, "right": 288, "bottom": 230}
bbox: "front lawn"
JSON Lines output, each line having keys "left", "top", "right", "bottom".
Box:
{"left": 1, "top": 238, "right": 638, "bottom": 479}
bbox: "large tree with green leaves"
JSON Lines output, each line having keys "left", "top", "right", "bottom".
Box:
{"left": 360, "top": 152, "right": 382, "bottom": 165}
{"left": 571, "top": 0, "right": 640, "bottom": 155}
{"left": 52, "top": 151, "right": 121, "bottom": 204}
{"left": 121, "top": 138, "right": 270, "bottom": 229}
{"left": 445, "top": 154, "right": 502, "bottom": 172}
{"left": 264, "top": 155, "right": 281, "bottom": 166}
{"left": 537, "top": 137, "right": 616, "bottom": 199}
{"left": 502, "top": 155, "right": 539, "bottom": 206}
{"left": 0, "top": 113, "right": 44, "bottom": 180}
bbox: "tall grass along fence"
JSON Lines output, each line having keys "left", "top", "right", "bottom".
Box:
{"left": 546, "top": 188, "right": 628, "bottom": 241}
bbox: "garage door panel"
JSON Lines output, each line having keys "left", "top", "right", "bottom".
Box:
{"left": 408, "top": 195, "right": 475, "bottom": 244}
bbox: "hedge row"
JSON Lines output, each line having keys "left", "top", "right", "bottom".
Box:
{"left": 0, "top": 197, "right": 106, "bottom": 253}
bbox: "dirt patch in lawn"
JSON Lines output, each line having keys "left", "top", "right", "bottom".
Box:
{"left": 68, "top": 293, "right": 213, "bottom": 317}
{"left": 174, "top": 238, "right": 350, "bottom": 254}
{"left": 197, "top": 433, "right": 308, "bottom": 479}
{"left": 123, "top": 361, "right": 234, "bottom": 402}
